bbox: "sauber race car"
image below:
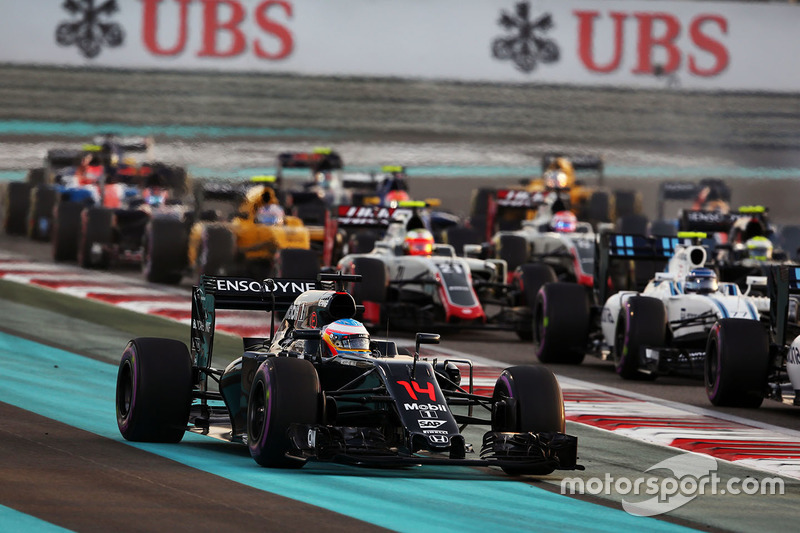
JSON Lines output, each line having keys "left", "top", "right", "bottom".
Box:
{"left": 114, "top": 272, "right": 581, "bottom": 475}
{"left": 335, "top": 206, "right": 536, "bottom": 339}
{"left": 704, "top": 265, "right": 800, "bottom": 408}
{"left": 534, "top": 232, "right": 769, "bottom": 380}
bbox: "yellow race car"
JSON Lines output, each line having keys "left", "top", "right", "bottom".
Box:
{"left": 188, "top": 179, "right": 320, "bottom": 280}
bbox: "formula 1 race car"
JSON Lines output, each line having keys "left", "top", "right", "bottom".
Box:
{"left": 187, "top": 179, "right": 320, "bottom": 282}
{"left": 114, "top": 272, "right": 581, "bottom": 475}
{"left": 335, "top": 206, "right": 536, "bottom": 338}
{"left": 534, "top": 232, "right": 769, "bottom": 380}
{"left": 704, "top": 265, "right": 800, "bottom": 408}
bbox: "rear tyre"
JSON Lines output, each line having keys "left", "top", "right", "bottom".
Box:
{"left": 586, "top": 190, "right": 612, "bottom": 224}
{"left": 614, "top": 296, "right": 665, "bottom": 380}
{"left": 348, "top": 257, "right": 388, "bottom": 304}
{"left": 52, "top": 201, "right": 83, "bottom": 261}
{"left": 496, "top": 234, "right": 529, "bottom": 274}
{"left": 347, "top": 229, "right": 379, "bottom": 255}
{"left": 197, "top": 225, "right": 236, "bottom": 278}
{"left": 705, "top": 319, "right": 769, "bottom": 407}
{"left": 491, "top": 365, "right": 565, "bottom": 475}
{"left": 614, "top": 190, "right": 641, "bottom": 218}
{"left": 3, "top": 182, "right": 32, "bottom": 235}
{"left": 78, "top": 207, "right": 114, "bottom": 269}
{"left": 247, "top": 357, "right": 321, "bottom": 468}
{"left": 143, "top": 217, "right": 188, "bottom": 284}
{"left": 534, "top": 282, "right": 589, "bottom": 364}
{"left": 273, "top": 248, "right": 320, "bottom": 279}
{"left": 28, "top": 186, "right": 58, "bottom": 241}
{"left": 515, "top": 263, "right": 557, "bottom": 341}
{"left": 116, "top": 337, "right": 193, "bottom": 443}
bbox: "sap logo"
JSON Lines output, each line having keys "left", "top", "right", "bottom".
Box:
{"left": 787, "top": 345, "right": 800, "bottom": 366}
{"left": 404, "top": 403, "right": 447, "bottom": 412}
{"left": 419, "top": 420, "right": 446, "bottom": 429}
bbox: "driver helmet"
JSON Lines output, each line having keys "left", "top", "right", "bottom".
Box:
{"left": 256, "top": 203, "right": 285, "bottom": 225}
{"left": 404, "top": 228, "right": 434, "bottom": 256}
{"left": 552, "top": 210, "right": 577, "bottom": 232}
{"left": 544, "top": 169, "right": 569, "bottom": 190}
{"left": 384, "top": 189, "right": 410, "bottom": 206}
{"left": 144, "top": 187, "right": 167, "bottom": 207}
{"left": 746, "top": 236, "right": 773, "bottom": 260}
{"left": 684, "top": 268, "right": 719, "bottom": 294}
{"left": 321, "top": 319, "right": 371, "bottom": 357}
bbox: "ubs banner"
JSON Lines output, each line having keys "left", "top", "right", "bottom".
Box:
{"left": 1, "top": 0, "right": 798, "bottom": 92}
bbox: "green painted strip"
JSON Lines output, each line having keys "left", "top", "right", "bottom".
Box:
{"left": 0, "top": 120, "right": 332, "bottom": 139}
{"left": 0, "top": 504, "right": 72, "bottom": 532}
{"left": 0, "top": 332, "right": 694, "bottom": 533}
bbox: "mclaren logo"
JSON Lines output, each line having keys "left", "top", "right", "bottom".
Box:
{"left": 57, "top": 0, "right": 125, "bottom": 59}
{"left": 492, "top": 2, "right": 559, "bottom": 73}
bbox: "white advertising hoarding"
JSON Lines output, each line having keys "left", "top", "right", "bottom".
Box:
{"left": 0, "top": 0, "right": 798, "bottom": 92}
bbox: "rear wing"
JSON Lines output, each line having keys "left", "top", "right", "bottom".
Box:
{"left": 92, "top": 134, "right": 153, "bottom": 153}
{"left": 768, "top": 266, "right": 800, "bottom": 345}
{"left": 541, "top": 152, "right": 603, "bottom": 172}
{"left": 657, "top": 179, "right": 731, "bottom": 220}
{"left": 494, "top": 189, "right": 548, "bottom": 209}
{"left": 190, "top": 276, "right": 319, "bottom": 370}
{"left": 276, "top": 149, "right": 343, "bottom": 173}
{"left": 679, "top": 209, "right": 734, "bottom": 234}
{"left": 334, "top": 205, "right": 407, "bottom": 229}
{"left": 595, "top": 233, "right": 686, "bottom": 304}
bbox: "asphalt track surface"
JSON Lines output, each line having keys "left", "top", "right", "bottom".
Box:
{"left": 3, "top": 65, "right": 800, "bottom": 531}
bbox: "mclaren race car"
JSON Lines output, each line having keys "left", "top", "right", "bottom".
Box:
{"left": 114, "top": 272, "right": 581, "bottom": 475}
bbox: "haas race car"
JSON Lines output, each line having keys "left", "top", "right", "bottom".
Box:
{"left": 115, "top": 272, "right": 581, "bottom": 475}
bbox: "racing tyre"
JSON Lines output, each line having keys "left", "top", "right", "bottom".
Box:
{"left": 496, "top": 234, "right": 529, "bottom": 274}
{"left": 515, "top": 264, "right": 557, "bottom": 341}
{"left": 534, "top": 282, "right": 589, "bottom": 364}
{"left": 197, "top": 225, "right": 236, "bottom": 278}
{"left": 616, "top": 214, "right": 649, "bottom": 235}
{"left": 347, "top": 229, "right": 379, "bottom": 255}
{"left": 444, "top": 225, "right": 479, "bottom": 256}
{"left": 491, "top": 365, "right": 565, "bottom": 475}
{"left": 274, "top": 248, "right": 320, "bottom": 279}
{"left": 26, "top": 167, "right": 47, "bottom": 187}
{"left": 614, "top": 190, "right": 641, "bottom": 218}
{"left": 705, "top": 319, "right": 769, "bottom": 408}
{"left": 3, "top": 181, "right": 32, "bottom": 235}
{"left": 348, "top": 257, "right": 388, "bottom": 304}
{"left": 78, "top": 207, "right": 114, "bottom": 269}
{"left": 586, "top": 190, "right": 612, "bottom": 224}
{"left": 52, "top": 201, "right": 83, "bottom": 261}
{"left": 28, "top": 186, "right": 58, "bottom": 241}
{"left": 143, "top": 217, "right": 188, "bottom": 284}
{"left": 247, "top": 357, "right": 322, "bottom": 468}
{"left": 116, "top": 337, "right": 193, "bottom": 443}
{"left": 614, "top": 296, "right": 666, "bottom": 380}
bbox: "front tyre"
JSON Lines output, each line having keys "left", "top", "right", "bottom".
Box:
{"left": 614, "top": 296, "right": 665, "bottom": 380}
{"left": 705, "top": 319, "right": 769, "bottom": 407}
{"left": 534, "top": 282, "right": 589, "bottom": 364}
{"left": 491, "top": 365, "right": 565, "bottom": 475}
{"left": 116, "top": 338, "right": 193, "bottom": 443}
{"left": 247, "top": 357, "right": 322, "bottom": 468}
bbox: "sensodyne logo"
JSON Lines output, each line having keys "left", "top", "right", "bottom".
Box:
{"left": 57, "top": 0, "right": 125, "bottom": 59}
{"left": 492, "top": 2, "right": 559, "bottom": 73}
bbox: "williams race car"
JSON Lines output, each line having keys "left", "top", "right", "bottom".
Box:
{"left": 114, "top": 272, "right": 581, "bottom": 475}
{"left": 534, "top": 232, "right": 769, "bottom": 380}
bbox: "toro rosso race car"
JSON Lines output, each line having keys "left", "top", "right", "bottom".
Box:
{"left": 115, "top": 272, "right": 581, "bottom": 475}
{"left": 534, "top": 232, "right": 769, "bottom": 380}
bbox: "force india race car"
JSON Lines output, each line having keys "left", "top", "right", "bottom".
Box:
{"left": 534, "top": 232, "right": 769, "bottom": 380}
{"left": 334, "top": 205, "right": 537, "bottom": 338}
{"left": 114, "top": 272, "right": 581, "bottom": 475}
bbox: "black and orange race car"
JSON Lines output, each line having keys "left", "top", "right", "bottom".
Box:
{"left": 115, "top": 272, "right": 581, "bottom": 475}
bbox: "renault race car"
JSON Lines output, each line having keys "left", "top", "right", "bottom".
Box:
{"left": 705, "top": 265, "right": 800, "bottom": 408}
{"left": 187, "top": 179, "right": 319, "bottom": 282}
{"left": 114, "top": 272, "right": 581, "bottom": 475}
{"left": 335, "top": 206, "right": 536, "bottom": 338}
{"left": 533, "top": 232, "right": 769, "bottom": 380}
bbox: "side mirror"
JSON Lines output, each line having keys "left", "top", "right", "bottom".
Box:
{"left": 413, "top": 332, "right": 441, "bottom": 378}
{"left": 293, "top": 329, "right": 322, "bottom": 340}
{"left": 463, "top": 244, "right": 483, "bottom": 258}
